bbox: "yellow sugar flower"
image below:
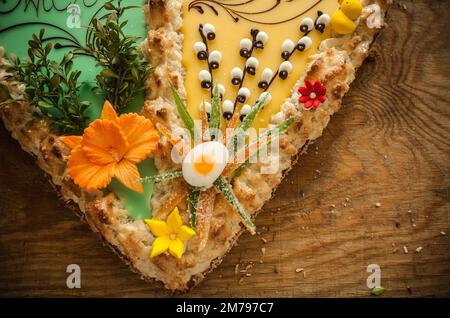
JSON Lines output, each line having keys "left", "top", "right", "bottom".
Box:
{"left": 145, "top": 207, "right": 196, "bottom": 259}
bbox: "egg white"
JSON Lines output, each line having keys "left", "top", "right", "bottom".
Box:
{"left": 182, "top": 141, "right": 229, "bottom": 188}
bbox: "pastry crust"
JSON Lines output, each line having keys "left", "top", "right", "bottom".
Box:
{"left": 0, "top": 0, "right": 391, "bottom": 291}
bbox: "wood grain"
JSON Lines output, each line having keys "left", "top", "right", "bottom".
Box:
{"left": 0, "top": 0, "right": 449, "bottom": 297}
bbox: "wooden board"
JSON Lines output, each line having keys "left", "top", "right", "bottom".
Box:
{"left": 0, "top": 0, "right": 449, "bottom": 297}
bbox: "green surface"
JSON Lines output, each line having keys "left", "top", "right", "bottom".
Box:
{"left": 0, "top": 1, "right": 156, "bottom": 219}
{"left": 0, "top": 0, "right": 147, "bottom": 120}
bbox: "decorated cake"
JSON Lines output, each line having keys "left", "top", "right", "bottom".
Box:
{"left": 0, "top": 0, "right": 391, "bottom": 291}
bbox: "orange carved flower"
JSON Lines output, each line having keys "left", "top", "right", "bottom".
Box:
{"left": 60, "top": 101, "right": 160, "bottom": 193}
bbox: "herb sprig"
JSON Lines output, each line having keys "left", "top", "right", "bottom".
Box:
{"left": 9, "top": 29, "right": 90, "bottom": 134}
{"left": 80, "top": 1, "right": 151, "bottom": 111}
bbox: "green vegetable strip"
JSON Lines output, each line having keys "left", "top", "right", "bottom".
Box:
{"left": 170, "top": 84, "right": 195, "bottom": 138}
{"left": 214, "top": 176, "right": 256, "bottom": 234}
{"left": 209, "top": 85, "right": 221, "bottom": 132}
{"left": 188, "top": 188, "right": 201, "bottom": 229}
{"left": 135, "top": 170, "right": 183, "bottom": 184}
{"left": 231, "top": 116, "right": 298, "bottom": 178}
{"left": 228, "top": 93, "right": 269, "bottom": 154}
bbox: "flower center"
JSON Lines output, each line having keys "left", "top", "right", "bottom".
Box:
{"left": 169, "top": 233, "right": 177, "bottom": 240}
{"left": 109, "top": 147, "right": 123, "bottom": 162}
{"left": 309, "top": 92, "right": 317, "bottom": 99}
{"left": 194, "top": 154, "right": 215, "bottom": 175}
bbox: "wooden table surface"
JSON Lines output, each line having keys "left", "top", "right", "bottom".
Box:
{"left": 0, "top": 0, "right": 449, "bottom": 298}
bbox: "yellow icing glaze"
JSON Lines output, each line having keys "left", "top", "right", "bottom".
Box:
{"left": 181, "top": 0, "right": 339, "bottom": 129}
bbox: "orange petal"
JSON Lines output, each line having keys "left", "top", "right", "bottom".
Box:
{"left": 116, "top": 114, "right": 160, "bottom": 163}
{"left": 114, "top": 159, "right": 144, "bottom": 193}
{"left": 67, "top": 147, "right": 114, "bottom": 191}
{"left": 59, "top": 136, "right": 82, "bottom": 149}
{"left": 81, "top": 120, "right": 129, "bottom": 165}
{"left": 101, "top": 100, "right": 118, "bottom": 120}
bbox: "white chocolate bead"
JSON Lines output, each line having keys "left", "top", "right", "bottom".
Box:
{"left": 246, "top": 57, "right": 259, "bottom": 69}
{"left": 298, "top": 36, "right": 312, "bottom": 50}
{"left": 222, "top": 100, "right": 234, "bottom": 113}
{"left": 261, "top": 68, "right": 274, "bottom": 82}
{"left": 208, "top": 50, "right": 222, "bottom": 63}
{"left": 200, "top": 102, "right": 212, "bottom": 114}
{"left": 281, "top": 39, "right": 295, "bottom": 52}
{"left": 279, "top": 61, "right": 293, "bottom": 73}
{"left": 231, "top": 67, "right": 243, "bottom": 79}
{"left": 202, "top": 23, "right": 216, "bottom": 37}
{"left": 300, "top": 17, "right": 315, "bottom": 32}
{"left": 271, "top": 112, "right": 285, "bottom": 125}
{"left": 217, "top": 84, "right": 225, "bottom": 96}
{"left": 240, "top": 38, "right": 253, "bottom": 50}
{"left": 193, "top": 41, "right": 206, "bottom": 53}
{"left": 317, "top": 13, "right": 331, "bottom": 26}
{"left": 240, "top": 104, "right": 252, "bottom": 115}
{"left": 199, "top": 70, "right": 211, "bottom": 81}
{"left": 237, "top": 87, "right": 251, "bottom": 101}
{"left": 256, "top": 31, "right": 269, "bottom": 44}
{"left": 257, "top": 92, "right": 272, "bottom": 106}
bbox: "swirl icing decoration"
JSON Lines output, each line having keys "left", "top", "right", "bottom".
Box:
{"left": 188, "top": 0, "right": 324, "bottom": 25}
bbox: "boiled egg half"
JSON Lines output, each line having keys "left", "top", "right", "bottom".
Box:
{"left": 182, "top": 141, "right": 229, "bottom": 188}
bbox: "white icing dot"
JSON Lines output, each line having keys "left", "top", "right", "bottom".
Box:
{"left": 298, "top": 36, "right": 312, "bottom": 50}
{"left": 217, "top": 84, "right": 225, "bottom": 96}
{"left": 199, "top": 70, "right": 211, "bottom": 81}
{"left": 261, "top": 68, "right": 274, "bottom": 82}
{"left": 246, "top": 57, "right": 259, "bottom": 69}
{"left": 238, "top": 87, "right": 251, "bottom": 99}
{"left": 240, "top": 104, "right": 252, "bottom": 115}
{"left": 208, "top": 50, "right": 222, "bottom": 63}
{"left": 300, "top": 17, "right": 315, "bottom": 32}
{"left": 193, "top": 41, "right": 206, "bottom": 53}
{"left": 222, "top": 100, "right": 234, "bottom": 113}
{"left": 279, "top": 61, "right": 293, "bottom": 73}
{"left": 257, "top": 92, "right": 272, "bottom": 106}
{"left": 310, "top": 92, "right": 316, "bottom": 99}
{"left": 240, "top": 38, "right": 253, "bottom": 50}
{"left": 281, "top": 39, "right": 295, "bottom": 52}
{"left": 200, "top": 101, "right": 212, "bottom": 113}
{"left": 202, "top": 23, "right": 216, "bottom": 36}
{"left": 317, "top": 13, "right": 331, "bottom": 26}
{"left": 231, "top": 67, "right": 243, "bottom": 79}
{"left": 256, "top": 31, "right": 269, "bottom": 44}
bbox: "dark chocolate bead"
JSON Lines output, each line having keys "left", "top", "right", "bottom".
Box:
{"left": 237, "top": 95, "right": 246, "bottom": 103}
{"left": 254, "top": 41, "right": 264, "bottom": 49}
{"left": 197, "top": 51, "right": 207, "bottom": 60}
{"left": 240, "top": 49, "right": 250, "bottom": 58}
{"left": 247, "top": 66, "right": 256, "bottom": 75}
{"left": 315, "top": 24, "right": 325, "bottom": 33}
{"left": 240, "top": 114, "right": 246, "bottom": 122}
{"left": 279, "top": 71, "right": 288, "bottom": 80}
{"left": 300, "top": 25, "right": 309, "bottom": 33}
{"left": 223, "top": 112, "right": 233, "bottom": 120}
{"left": 201, "top": 81, "right": 212, "bottom": 89}
{"left": 258, "top": 81, "right": 268, "bottom": 89}
{"left": 207, "top": 32, "right": 216, "bottom": 40}
{"left": 232, "top": 78, "right": 241, "bottom": 85}
{"left": 281, "top": 51, "right": 290, "bottom": 60}
{"left": 297, "top": 43, "right": 306, "bottom": 52}
{"left": 210, "top": 62, "right": 219, "bottom": 69}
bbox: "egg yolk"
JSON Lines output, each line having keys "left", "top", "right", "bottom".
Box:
{"left": 194, "top": 155, "right": 215, "bottom": 175}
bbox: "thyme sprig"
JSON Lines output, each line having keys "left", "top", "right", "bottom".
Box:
{"left": 80, "top": 1, "right": 151, "bottom": 111}
{"left": 9, "top": 29, "right": 90, "bottom": 134}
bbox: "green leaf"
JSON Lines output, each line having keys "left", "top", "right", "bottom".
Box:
{"left": 214, "top": 176, "right": 256, "bottom": 234}
{"left": 101, "top": 69, "right": 119, "bottom": 79}
{"left": 136, "top": 170, "right": 183, "bottom": 184}
{"left": 170, "top": 84, "right": 195, "bottom": 138}
{"left": 371, "top": 286, "right": 385, "bottom": 296}
{"left": 188, "top": 188, "right": 201, "bottom": 229}
{"left": 209, "top": 84, "right": 221, "bottom": 132}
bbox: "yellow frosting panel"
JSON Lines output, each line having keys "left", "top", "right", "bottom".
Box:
{"left": 181, "top": 1, "right": 339, "bottom": 129}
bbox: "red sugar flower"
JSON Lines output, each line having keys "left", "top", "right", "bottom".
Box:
{"left": 298, "top": 80, "right": 327, "bottom": 110}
